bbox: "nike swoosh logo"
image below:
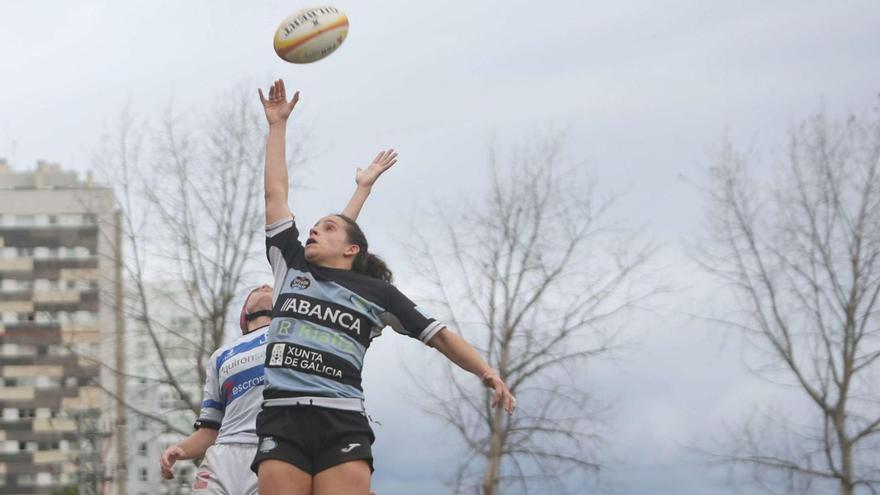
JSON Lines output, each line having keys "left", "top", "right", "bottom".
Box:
{"left": 340, "top": 443, "right": 361, "bottom": 453}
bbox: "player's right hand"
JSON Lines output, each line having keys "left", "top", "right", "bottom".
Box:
{"left": 258, "top": 79, "right": 300, "bottom": 125}
{"left": 160, "top": 445, "right": 186, "bottom": 479}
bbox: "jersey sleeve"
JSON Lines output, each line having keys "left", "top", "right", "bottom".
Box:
{"left": 266, "top": 216, "right": 307, "bottom": 299}
{"left": 379, "top": 285, "right": 445, "bottom": 344}
{"left": 193, "top": 352, "right": 224, "bottom": 430}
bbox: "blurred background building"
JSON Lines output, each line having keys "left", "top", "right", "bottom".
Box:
{"left": 0, "top": 160, "right": 124, "bottom": 495}
{"left": 125, "top": 281, "right": 203, "bottom": 495}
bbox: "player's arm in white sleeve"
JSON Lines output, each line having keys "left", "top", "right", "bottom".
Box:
{"left": 341, "top": 149, "right": 399, "bottom": 220}
{"left": 258, "top": 79, "right": 300, "bottom": 225}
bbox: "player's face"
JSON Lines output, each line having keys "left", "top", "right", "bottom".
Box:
{"left": 247, "top": 284, "right": 273, "bottom": 312}
{"left": 305, "top": 216, "right": 360, "bottom": 266}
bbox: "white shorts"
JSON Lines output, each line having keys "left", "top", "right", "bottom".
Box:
{"left": 191, "top": 443, "right": 258, "bottom": 495}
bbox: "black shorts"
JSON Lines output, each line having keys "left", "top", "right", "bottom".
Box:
{"left": 251, "top": 406, "right": 375, "bottom": 475}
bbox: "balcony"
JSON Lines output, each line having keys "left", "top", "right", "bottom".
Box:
{"left": 0, "top": 386, "right": 35, "bottom": 400}
{"left": 32, "top": 291, "right": 80, "bottom": 304}
{"left": 32, "top": 418, "right": 77, "bottom": 433}
{"left": 0, "top": 258, "right": 32, "bottom": 273}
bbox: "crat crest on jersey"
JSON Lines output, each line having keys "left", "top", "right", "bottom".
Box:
{"left": 260, "top": 437, "right": 277, "bottom": 453}
{"left": 268, "top": 343, "right": 285, "bottom": 366}
{"left": 290, "top": 276, "right": 311, "bottom": 290}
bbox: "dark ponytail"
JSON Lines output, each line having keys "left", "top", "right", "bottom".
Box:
{"left": 335, "top": 214, "right": 393, "bottom": 283}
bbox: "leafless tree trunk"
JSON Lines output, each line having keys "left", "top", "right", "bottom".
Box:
{"left": 87, "top": 87, "right": 305, "bottom": 435}
{"left": 409, "top": 136, "right": 655, "bottom": 494}
{"left": 701, "top": 107, "right": 880, "bottom": 495}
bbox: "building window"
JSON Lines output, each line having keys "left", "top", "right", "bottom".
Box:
{"left": 75, "top": 311, "right": 95, "bottom": 323}
{"left": 36, "top": 471, "right": 53, "bottom": 486}
{"left": 59, "top": 214, "right": 89, "bottom": 226}
{"left": 35, "top": 376, "right": 58, "bottom": 389}
{"left": 139, "top": 467, "right": 148, "bottom": 482}
{"left": 138, "top": 442, "right": 147, "bottom": 456}
{"left": 34, "top": 311, "right": 51, "bottom": 324}
{"left": 33, "top": 247, "right": 51, "bottom": 260}
{"left": 16, "top": 473, "right": 35, "bottom": 486}
{"left": 15, "top": 215, "right": 35, "bottom": 226}
{"left": 159, "top": 392, "right": 177, "bottom": 409}
{"left": 48, "top": 345, "right": 70, "bottom": 357}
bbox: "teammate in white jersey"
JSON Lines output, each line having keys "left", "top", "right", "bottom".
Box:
{"left": 158, "top": 138, "right": 397, "bottom": 494}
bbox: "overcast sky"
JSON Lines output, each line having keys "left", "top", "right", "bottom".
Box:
{"left": 3, "top": 1, "right": 880, "bottom": 493}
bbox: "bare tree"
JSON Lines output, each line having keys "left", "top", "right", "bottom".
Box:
{"left": 89, "top": 86, "right": 305, "bottom": 436}
{"left": 408, "top": 136, "right": 654, "bottom": 494}
{"left": 701, "top": 107, "right": 880, "bottom": 495}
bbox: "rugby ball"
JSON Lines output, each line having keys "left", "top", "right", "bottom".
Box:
{"left": 274, "top": 6, "right": 349, "bottom": 64}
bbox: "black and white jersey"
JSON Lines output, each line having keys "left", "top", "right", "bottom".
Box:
{"left": 263, "top": 216, "right": 445, "bottom": 407}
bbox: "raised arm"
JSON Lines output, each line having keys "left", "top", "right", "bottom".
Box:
{"left": 427, "top": 328, "right": 516, "bottom": 415}
{"left": 258, "top": 79, "right": 300, "bottom": 225}
{"left": 341, "top": 149, "right": 399, "bottom": 221}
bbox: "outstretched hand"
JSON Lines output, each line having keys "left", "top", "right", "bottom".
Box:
{"left": 482, "top": 369, "right": 516, "bottom": 415}
{"left": 258, "top": 79, "right": 300, "bottom": 125}
{"left": 356, "top": 149, "right": 398, "bottom": 188}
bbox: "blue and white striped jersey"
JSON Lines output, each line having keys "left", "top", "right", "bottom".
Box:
{"left": 193, "top": 325, "right": 269, "bottom": 444}
{"left": 263, "top": 216, "right": 445, "bottom": 408}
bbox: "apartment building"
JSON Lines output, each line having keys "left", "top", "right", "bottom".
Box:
{"left": 0, "top": 160, "right": 124, "bottom": 495}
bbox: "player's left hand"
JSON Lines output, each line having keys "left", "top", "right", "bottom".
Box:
{"left": 356, "top": 149, "right": 398, "bottom": 188}
{"left": 482, "top": 369, "right": 516, "bottom": 415}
